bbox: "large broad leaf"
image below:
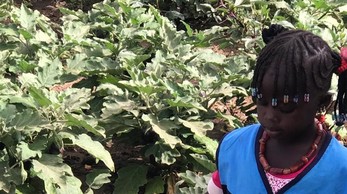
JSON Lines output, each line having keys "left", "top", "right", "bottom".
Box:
{"left": 65, "top": 54, "right": 87, "bottom": 74}
{"left": 193, "top": 135, "right": 218, "bottom": 157}
{"left": 166, "top": 96, "right": 207, "bottom": 112}
{"left": 189, "top": 153, "right": 216, "bottom": 172}
{"left": 0, "top": 104, "right": 17, "bottom": 123}
{"left": 144, "top": 141, "right": 181, "bottom": 165}
{"left": 65, "top": 114, "right": 105, "bottom": 137}
{"left": 37, "top": 56, "right": 63, "bottom": 87}
{"left": 17, "top": 142, "right": 42, "bottom": 160}
{"left": 153, "top": 8, "right": 183, "bottom": 52}
{"left": 18, "top": 4, "right": 39, "bottom": 31}
{"left": 113, "top": 164, "right": 148, "bottom": 194}
{"left": 234, "top": 0, "right": 245, "bottom": 6}
{"left": 34, "top": 29, "right": 54, "bottom": 44}
{"left": 271, "top": 1, "right": 291, "bottom": 10}
{"left": 142, "top": 114, "right": 182, "bottom": 149}
{"left": 9, "top": 96, "right": 37, "bottom": 109}
{"left": 210, "top": 83, "right": 248, "bottom": 97}
{"left": 217, "top": 112, "right": 243, "bottom": 129}
{"left": 86, "top": 169, "right": 112, "bottom": 190}
{"left": 0, "top": 161, "right": 27, "bottom": 192}
{"left": 145, "top": 176, "right": 165, "bottom": 194}
{"left": 28, "top": 86, "right": 52, "bottom": 107}
{"left": 63, "top": 20, "right": 90, "bottom": 42}
{"left": 73, "top": 134, "right": 114, "bottom": 172}
{"left": 9, "top": 109, "right": 49, "bottom": 131}
{"left": 194, "top": 49, "right": 225, "bottom": 64}
{"left": 18, "top": 73, "right": 41, "bottom": 88}
{"left": 177, "top": 170, "right": 210, "bottom": 189}
{"left": 61, "top": 88, "right": 93, "bottom": 112}
{"left": 101, "top": 98, "right": 138, "bottom": 118}
{"left": 144, "top": 50, "right": 167, "bottom": 78}
{"left": 31, "top": 154, "right": 82, "bottom": 194}
{"left": 177, "top": 186, "right": 206, "bottom": 194}
{"left": 339, "top": 4, "right": 347, "bottom": 12}
{"left": 180, "top": 119, "right": 213, "bottom": 136}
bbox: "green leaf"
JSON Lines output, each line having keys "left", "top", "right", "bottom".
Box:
{"left": 19, "top": 4, "right": 38, "bottom": 31}
{"left": 211, "top": 83, "right": 248, "bottom": 97}
{"left": 0, "top": 25, "right": 19, "bottom": 37}
{"left": 157, "top": 14, "right": 183, "bottom": 52}
{"left": 37, "top": 57, "right": 63, "bottom": 87}
{"left": 0, "top": 161, "right": 27, "bottom": 192}
{"left": 193, "top": 135, "right": 218, "bottom": 157}
{"left": 142, "top": 114, "right": 182, "bottom": 149}
{"left": 177, "top": 186, "right": 206, "bottom": 194}
{"left": 0, "top": 104, "right": 17, "bottom": 123}
{"left": 73, "top": 134, "right": 114, "bottom": 172}
{"left": 167, "top": 97, "right": 207, "bottom": 112}
{"left": 86, "top": 169, "right": 111, "bottom": 190}
{"left": 181, "top": 21, "right": 193, "bottom": 37}
{"left": 18, "top": 60, "right": 36, "bottom": 72}
{"left": 61, "top": 88, "right": 93, "bottom": 112}
{"left": 18, "top": 29, "right": 33, "bottom": 39}
{"left": 65, "top": 114, "right": 105, "bottom": 137}
{"left": 63, "top": 20, "right": 90, "bottom": 42}
{"left": 28, "top": 87, "right": 52, "bottom": 107}
{"left": 178, "top": 170, "right": 209, "bottom": 188}
{"left": 17, "top": 142, "right": 42, "bottom": 160}
{"left": 234, "top": 0, "right": 245, "bottom": 6}
{"left": 65, "top": 54, "right": 87, "bottom": 74}
{"left": 31, "top": 154, "right": 83, "bottom": 194}
{"left": 9, "top": 109, "right": 48, "bottom": 131}
{"left": 113, "top": 164, "right": 148, "bottom": 194}
{"left": 101, "top": 98, "right": 138, "bottom": 118}
{"left": 337, "top": 126, "right": 347, "bottom": 139}
{"left": 180, "top": 119, "right": 213, "bottom": 136}
{"left": 217, "top": 112, "right": 243, "bottom": 129}
{"left": 18, "top": 73, "right": 41, "bottom": 88}
{"left": 145, "top": 142, "right": 181, "bottom": 165}
{"left": 339, "top": 4, "right": 347, "bottom": 12}
{"left": 145, "top": 176, "right": 165, "bottom": 194}
{"left": 35, "top": 30, "right": 54, "bottom": 43}
{"left": 16, "top": 183, "right": 37, "bottom": 193}
{"left": 189, "top": 154, "right": 216, "bottom": 172}
{"left": 271, "top": 1, "right": 291, "bottom": 10}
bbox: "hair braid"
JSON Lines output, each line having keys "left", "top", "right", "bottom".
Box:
{"left": 333, "top": 50, "right": 347, "bottom": 126}
{"left": 253, "top": 25, "right": 346, "bottom": 126}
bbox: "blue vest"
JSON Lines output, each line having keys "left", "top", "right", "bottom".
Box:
{"left": 217, "top": 124, "right": 347, "bottom": 194}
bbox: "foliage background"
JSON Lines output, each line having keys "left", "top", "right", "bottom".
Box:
{"left": 0, "top": 0, "right": 346, "bottom": 193}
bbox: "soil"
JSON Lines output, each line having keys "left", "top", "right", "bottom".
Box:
{"left": 13, "top": 0, "right": 103, "bottom": 23}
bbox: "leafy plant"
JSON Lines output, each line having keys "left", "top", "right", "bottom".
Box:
{"left": 0, "top": 0, "right": 346, "bottom": 193}
{"left": 0, "top": 0, "right": 252, "bottom": 193}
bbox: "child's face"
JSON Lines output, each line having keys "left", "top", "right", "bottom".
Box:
{"left": 256, "top": 68, "right": 322, "bottom": 140}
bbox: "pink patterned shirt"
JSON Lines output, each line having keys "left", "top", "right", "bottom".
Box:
{"left": 265, "top": 156, "right": 316, "bottom": 193}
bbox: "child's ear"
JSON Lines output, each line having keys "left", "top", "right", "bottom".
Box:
{"left": 319, "top": 93, "right": 333, "bottom": 109}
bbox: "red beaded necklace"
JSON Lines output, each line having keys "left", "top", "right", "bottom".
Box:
{"left": 258, "top": 123, "right": 325, "bottom": 175}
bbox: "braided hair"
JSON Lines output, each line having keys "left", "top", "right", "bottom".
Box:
{"left": 251, "top": 24, "right": 347, "bottom": 126}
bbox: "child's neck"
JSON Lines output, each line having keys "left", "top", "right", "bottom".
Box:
{"left": 272, "top": 124, "right": 317, "bottom": 146}
{"left": 264, "top": 124, "right": 324, "bottom": 169}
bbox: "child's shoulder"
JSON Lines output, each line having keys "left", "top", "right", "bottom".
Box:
{"left": 321, "top": 137, "right": 347, "bottom": 174}
{"left": 328, "top": 137, "right": 347, "bottom": 159}
{"left": 220, "top": 123, "right": 260, "bottom": 147}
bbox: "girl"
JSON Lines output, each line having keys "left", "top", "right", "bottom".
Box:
{"left": 208, "top": 24, "right": 347, "bottom": 194}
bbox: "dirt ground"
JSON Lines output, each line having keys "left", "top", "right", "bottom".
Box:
{"left": 13, "top": 0, "right": 103, "bottom": 23}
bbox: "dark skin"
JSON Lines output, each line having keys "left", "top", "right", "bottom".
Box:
{"left": 256, "top": 67, "right": 331, "bottom": 168}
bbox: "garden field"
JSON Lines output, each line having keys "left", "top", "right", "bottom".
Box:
{"left": 0, "top": 0, "right": 347, "bottom": 193}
